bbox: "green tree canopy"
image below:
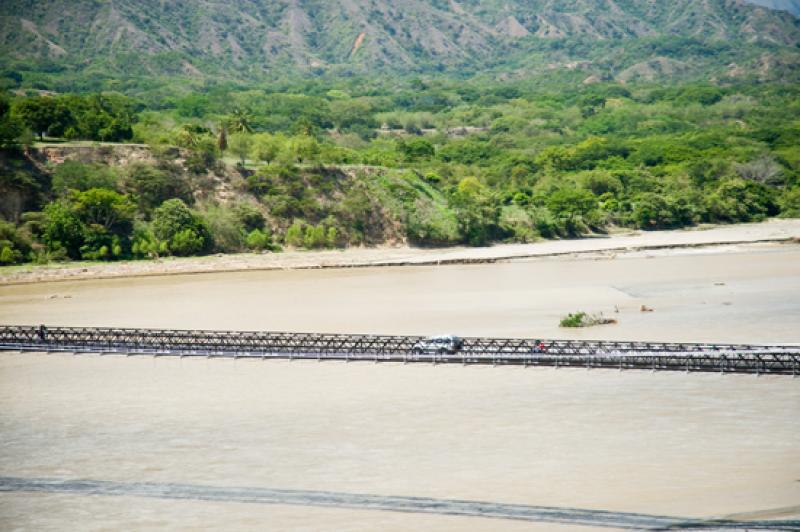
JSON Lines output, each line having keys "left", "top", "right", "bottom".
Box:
{"left": 152, "top": 198, "right": 212, "bottom": 256}
{"left": 125, "top": 163, "right": 192, "bottom": 215}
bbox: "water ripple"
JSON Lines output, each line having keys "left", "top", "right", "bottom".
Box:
{"left": 1, "top": 476, "right": 797, "bottom": 530}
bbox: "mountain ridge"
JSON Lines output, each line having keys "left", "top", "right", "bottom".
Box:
{"left": 1, "top": 0, "right": 799, "bottom": 85}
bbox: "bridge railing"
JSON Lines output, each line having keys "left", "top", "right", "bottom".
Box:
{"left": 0, "top": 325, "right": 798, "bottom": 375}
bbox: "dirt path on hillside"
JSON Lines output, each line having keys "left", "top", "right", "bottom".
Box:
{"left": 1, "top": 219, "right": 798, "bottom": 286}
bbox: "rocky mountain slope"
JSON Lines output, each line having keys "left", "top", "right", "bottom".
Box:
{"left": 1, "top": 0, "right": 799, "bottom": 82}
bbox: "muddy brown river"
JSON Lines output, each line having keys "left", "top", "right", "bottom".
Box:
{"left": 1, "top": 245, "right": 799, "bottom": 530}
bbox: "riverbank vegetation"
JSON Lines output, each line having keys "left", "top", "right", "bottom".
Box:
{"left": 559, "top": 312, "right": 618, "bottom": 328}
{"left": 1, "top": 78, "right": 799, "bottom": 265}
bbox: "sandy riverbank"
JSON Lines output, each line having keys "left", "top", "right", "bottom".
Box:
{"left": 2, "top": 219, "right": 799, "bottom": 286}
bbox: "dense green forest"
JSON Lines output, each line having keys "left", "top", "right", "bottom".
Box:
{"left": 1, "top": 77, "right": 799, "bottom": 265}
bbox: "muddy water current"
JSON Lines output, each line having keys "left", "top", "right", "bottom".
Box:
{"left": 1, "top": 245, "right": 799, "bottom": 530}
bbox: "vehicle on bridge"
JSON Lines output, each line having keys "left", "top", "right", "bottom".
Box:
{"left": 412, "top": 335, "right": 464, "bottom": 355}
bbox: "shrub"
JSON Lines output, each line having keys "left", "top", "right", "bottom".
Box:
{"left": 0, "top": 220, "right": 32, "bottom": 265}
{"left": 406, "top": 198, "right": 460, "bottom": 247}
{"left": 560, "top": 312, "right": 587, "bottom": 328}
{"left": 530, "top": 207, "right": 563, "bottom": 239}
{"left": 245, "top": 228, "right": 273, "bottom": 251}
{"left": 131, "top": 226, "right": 165, "bottom": 259}
{"left": 169, "top": 228, "right": 205, "bottom": 256}
{"left": 734, "top": 156, "right": 783, "bottom": 185}
{"left": 79, "top": 225, "right": 123, "bottom": 260}
{"left": 303, "top": 224, "right": 328, "bottom": 249}
{"left": 326, "top": 227, "right": 339, "bottom": 247}
{"left": 779, "top": 188, "right": 800, "bottom": 218}
{"left": 499, "top": 205, "right": 537, "bottom": 243}
{"left": 629, "top": 192, "right": 697, "bottom": 230}
{"left": 185, "top": 137, "right": 219, "bottom": 174}
{"left": 559, "top": 311, "right": 617, "bottom": 328}
{"left": 202, "top": 204, "right": 245, "bottom": 253}
{"left": 704, "top": 178, "right": 778, "bottom": 223}
{"left": 246, "top": 163, "right": 298, "bottom": 196}
{"left": 450, "top": 178, "right": 504, "bottom": 246}
{"left": 284, "top": 220, "right": 305, "bottom": 248}
{"left": 0, "top": 245, "right": 19, "bottom": 265}
{"left": 233, "top": 203, "right": 266, "bottom": 231}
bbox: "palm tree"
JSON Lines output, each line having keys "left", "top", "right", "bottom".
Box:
{"left": 227, "top": 107, "right": 253, "bottom": 134}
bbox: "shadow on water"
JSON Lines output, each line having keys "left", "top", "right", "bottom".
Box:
{"left": 0, "top": 477, "right": 797, "bottom": 530}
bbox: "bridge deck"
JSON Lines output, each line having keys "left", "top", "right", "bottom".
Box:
{"left": 1, "top": 325, "right": 798, "bottom": 375}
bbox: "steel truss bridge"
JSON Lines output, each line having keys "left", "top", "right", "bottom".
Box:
{"left": 0, "top": 325, "right": 798, "bottom": 375}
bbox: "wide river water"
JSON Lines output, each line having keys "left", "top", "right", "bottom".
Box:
{"left": 1, "top": 244, "right": 799, "bottom": 530}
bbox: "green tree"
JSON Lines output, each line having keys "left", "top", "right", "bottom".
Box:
{"left": 0, "top": 95, "right": 24, "bottom": 148}
{"left": 152, "top": 198, "right": 212, "bottom": 256}
{"left": 629, "top": 192, "right": 696, "bottom": 229}
{"left": 579, "top": 94, "right": 606, "bottom": 118}
{"left": 228, "top": 133, "right": 253, "bottom": 165}
{"left": 251, "top": 133, "right": 283, "bottom": 164}
{"left": 398, "top": 137, "right": 435, "bottom": 160}
{"left": 12, "top": 96, "right": 64, "bottom": 139}
{"left": 42, "top": 201, "right": 85, "bottom": 259}
{"left": 704, "top": 178, "right": 778, "bottom": 223}
{"left": 40, "top": 189, "right": 135, "bottom": 261}
{"left": 450, "top": 177, "right": 503, "bottom": 246}
{"left": 72, "top": 188, "right": 135, "bottom": 234}
{"left": 439, "top": 139, "right": 497, "bottom": 165}
{"left": 125, "top": 163, "right": 192, "bottom": 215}
{"left": 546, "top": 187, "right": 599, "bottom": 236}
{"left": 287, "top": 135, "right": 320, "bottom": 163}
{"left": 329, "top": 98, "right": 377, "bottom": 133}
